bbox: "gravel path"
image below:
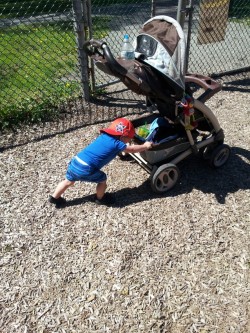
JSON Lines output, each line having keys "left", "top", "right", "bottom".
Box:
{"left": 0, "top": 76, "right": 249, "bottom": 332}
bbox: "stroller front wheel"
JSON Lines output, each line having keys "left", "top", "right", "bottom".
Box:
{"left": 150, "top": 163, "right": 180, "bottom": 193}
{"left": 209, "top": 144, "right": 231, "bottom": 168}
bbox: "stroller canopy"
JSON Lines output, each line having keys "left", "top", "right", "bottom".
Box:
{"left": 134, "top": 16, "right": 186, "bottom": 91}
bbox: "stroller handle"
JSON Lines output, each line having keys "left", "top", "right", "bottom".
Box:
{"left": 82, "top": 39, "right": 105, "bottom": 56}
{"left": 83, "top": 39, "right": 127, "bottom": 77}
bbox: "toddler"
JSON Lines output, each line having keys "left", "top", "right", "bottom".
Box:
{"left": 49, "top": 118, "right": 152, "bottom": 206}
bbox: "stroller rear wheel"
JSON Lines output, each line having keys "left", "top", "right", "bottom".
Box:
{"left": 150, "top": 163, "right": 180, "bottom": 193}
{"left": 209, "top": 144, "right": 231, "bottom": 168}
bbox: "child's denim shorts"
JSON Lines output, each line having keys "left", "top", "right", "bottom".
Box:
{"left": 66, "top": 157, "right": 107, "bottom": 183}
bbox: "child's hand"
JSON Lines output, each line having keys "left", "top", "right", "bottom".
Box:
{"left": 144, "top": 141, "right": 153, "bottom": 150}
{"left": 124, "top": 140, "right": 153, "bottom": 154}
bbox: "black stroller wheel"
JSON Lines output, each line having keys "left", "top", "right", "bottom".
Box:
{"left": 150, "top": 163, "right": 180, "bottom": 193}
{"left": 209, "top": 144, "right": 231, "bottom": 168}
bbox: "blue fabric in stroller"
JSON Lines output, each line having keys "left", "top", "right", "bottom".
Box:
{"left": 137, "top": 117, "right": 178, "bottom": 144}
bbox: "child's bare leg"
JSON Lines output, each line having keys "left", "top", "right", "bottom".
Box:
{"left": 52, "top": 179, "right": 75, "bottom": 199}
{"left": 96, "top": 181, "right": 107, "bottom": 200}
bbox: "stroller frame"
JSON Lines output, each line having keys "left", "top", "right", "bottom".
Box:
{"left": 83, "top": 16, "right": 230, "bottom": 193}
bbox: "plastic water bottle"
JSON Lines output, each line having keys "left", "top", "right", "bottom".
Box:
{"left": 120, "top": 34, "right": 135, "bottom": 60}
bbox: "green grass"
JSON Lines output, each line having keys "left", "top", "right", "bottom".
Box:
{"left": 0, "top": 22, "right": 80, "bottom": 128}
{"left": 0, "top": 1, "right": 72, "bottom": 18}
{"left": 229, "top": 1, "right": 250, "bottom": 27}
{"left": 0, "top": 16, "right": 111, "bottom": 129}
{"left": 0, "top": 0, "right": 144, "bottom": 18}
{"left": 229, "top": 1, "right": 250, "bottom": 19}
{"left": 0, "top": 0, "right": 146, "bottom": 129}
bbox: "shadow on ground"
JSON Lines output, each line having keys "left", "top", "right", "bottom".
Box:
{"left": 222, "top": 76, "right": 250, "bottom": 93}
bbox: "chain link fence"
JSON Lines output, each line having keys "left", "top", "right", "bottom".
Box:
{"left": 186, "top": 0, "right": 250, "bottom": 76}
{"left": 0, "top": 0, "right": 152, "bottom": 138}
{"left": 0, "top": 0, "right": 249, "bottom": 148}
{"left": 90, "top": 0, "right": 152, "bottom": 86}
{"left": 0, "top": 0, "right": 79, "bottom": 128}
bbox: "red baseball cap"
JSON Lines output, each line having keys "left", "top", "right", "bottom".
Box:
{"left": 100, "top": 118, "right": 135, "bottom": 138}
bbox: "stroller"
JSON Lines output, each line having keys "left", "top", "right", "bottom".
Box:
{"left": 83, "top": 15, "right": 231, "bottom": 193}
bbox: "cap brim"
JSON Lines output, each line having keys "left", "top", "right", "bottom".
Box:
{"left": 100, "top": 128, "right": 135, "bottom": 138}
{"left": 100, "top": 128, "right": 121, "bottom": 136}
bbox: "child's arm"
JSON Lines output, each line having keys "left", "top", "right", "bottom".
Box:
{"left": 124, "top": 141, "right": 152, "bottom": 154}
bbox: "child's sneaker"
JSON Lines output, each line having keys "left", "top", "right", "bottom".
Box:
{"left": 94, "top": 193, "right": 116, "bottom": 206}
{"left": 48, "top": 195, "right": 66, "bottom": 207}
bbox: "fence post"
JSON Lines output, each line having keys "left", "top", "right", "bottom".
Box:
{"left": 72, "top": 0, "right": 90, "bottom": 101}
{"left": 185, "top": 0, "right": 194, "bottom": 73}
{"left": 151, "top": 0, "right": 156, "bottom": 17}
{"left": 177, "top": 0, "right": 188, "bottom": 74}
{"left": 83, "top": 0, "right": 96, "bottom": 92}
{"left": 177, "top": 0, "right": 187, "bottom": 28}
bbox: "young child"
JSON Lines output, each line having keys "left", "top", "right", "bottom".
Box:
{"left": 49, "top": 118, "right": 152, "bottom": 206}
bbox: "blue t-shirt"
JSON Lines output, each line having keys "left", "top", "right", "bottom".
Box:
{"left": 76, "top": 133, "right": 126, "bottom": 170}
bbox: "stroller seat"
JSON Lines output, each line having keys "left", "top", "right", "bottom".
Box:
{"left": 134, "top": 16, "right": 186, "bottom": 92}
